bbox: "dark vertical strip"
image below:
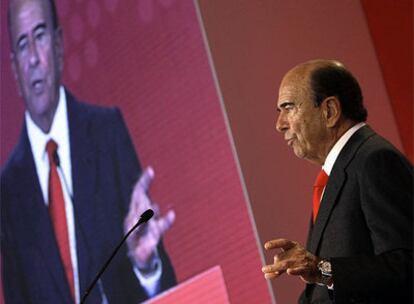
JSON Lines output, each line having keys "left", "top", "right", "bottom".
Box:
{"left": 361, "top": 0, "right": 413, "bottom": 162}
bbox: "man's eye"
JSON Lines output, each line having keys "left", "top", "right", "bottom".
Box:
{"left": 35, "top": 30, "right": 46, "bottom": 42}
{"left": 17, "top": 39, "right": 28, "bottom": 52}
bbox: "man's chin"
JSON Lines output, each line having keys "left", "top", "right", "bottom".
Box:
{"left": 27, "top": 96, "right": 54, "bottom": 115}
{"left": 292, "top": 147, "right": 305, "bottom": 159}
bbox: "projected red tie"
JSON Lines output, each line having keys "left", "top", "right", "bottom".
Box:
{"left": 46, "top": 140, "right": 75, "bottom": 302}
{"left": 313, "top": 169, "right": 329, "bottom": 223}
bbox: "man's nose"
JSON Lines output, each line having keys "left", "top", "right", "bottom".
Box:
{"left": 276, "top": 112, "right": 288, "bottom": 132}
{"left": 28, "top": 40, "right": 40, "bottom": 67}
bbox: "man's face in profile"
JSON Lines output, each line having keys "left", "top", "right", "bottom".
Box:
{"left": 9, "top": 0, "right": 62, "bottom": 129}
{"left": 276, "top": 74, "right": 329, "bottom": 165}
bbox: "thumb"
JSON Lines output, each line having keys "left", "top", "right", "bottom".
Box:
{"left": 137, "top": 166, "right": 155, "bottom": 193}
{"left": 157, "top": 210, "right": 175, "bottom": 235}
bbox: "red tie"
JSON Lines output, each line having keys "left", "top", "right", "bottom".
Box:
{"left": 313, "top": 169, "right": 329, "bottom": 223}
{"left": 46, "top": 140, "right": 75, "bottom": 302}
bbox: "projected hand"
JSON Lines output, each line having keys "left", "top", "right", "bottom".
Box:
{"left": 124, "top": 166, "right": 175, "bottom": 273}
{"left": 261, "top": 238, "right": 321, "bottom": 284}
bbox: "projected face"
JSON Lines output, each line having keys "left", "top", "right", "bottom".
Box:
{"left": 9, "top": 0, "right": 63, "bottom": 133}
{"left": 275, "top": 72, "right": 329, "bottom": 165}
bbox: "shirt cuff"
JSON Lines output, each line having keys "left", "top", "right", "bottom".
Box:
{"left": 133, "top": 254, "right": 163, "bottom": 297}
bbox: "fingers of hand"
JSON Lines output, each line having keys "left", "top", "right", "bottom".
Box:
{"left": 264, "top": 238, "right": 297, "bottom": 251}
{"left": 128, "top": 168, "right": 156, "bottom": 226}
{"left": 262, "top": 240, "right": 319, "bottom": 282}
{"left": 262, "top": 260, "right": 289, "bottom": 274}
{"left": 262, "top": 246, "right": 307, "bottom": 276}
{"left": 273, "top": 251, "right": 286, "bottom": 264}
{"left": 151, "top": 202, "right": 160, "bottom": 216}
{"left": 142, "top": 222, "right": 159, "bottom": 249}
{"left": 137, "top": 166, "right": 155, "bottom": 193}
{"left": 156, "top": 210, "right": 175, "bottom": 235}
{"left": 262, "top": 263, "right": 285, "bottom": 280}
{"left": 287, "top": 266, "right": 308, "bottom": 276}
{"left": 124, "top": 208, "right": 139, "bottom": 233}
{"left": 131, "top": 209, "right": 175, "bottom": 246}
{"left": 129, "top": 191, "right": 149, "bottom": 219}
{"left": 128, "top": 221, "right": 158, "bottom": 256}
{"left": 147, "top": 220, "right": 161, "bottom": 241}
{"left": 124, "top": 198, "right": 151, "bottom": 235}
{"left": 262, "top": 264, "right": 277, "bottom": 274}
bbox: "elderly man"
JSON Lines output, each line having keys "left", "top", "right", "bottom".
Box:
{"left": 1, "top": 0, "right": 176, "bottom": 303}
{"left": 262, "top": 60, "right": 412, "bottom": 303}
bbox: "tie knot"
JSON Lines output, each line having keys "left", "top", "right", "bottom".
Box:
{"left": 314, "top": 169, "right": 329, "bottom": 187}
{"left": 46, "top": 139, "right": 58, "bottom": 165}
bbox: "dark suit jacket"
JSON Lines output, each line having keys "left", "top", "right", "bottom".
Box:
{"left": 300, "top": 126, "right": 413, "bottom": 304}
{"left": 1, "top": 90, "right": 176, "bottom": 303}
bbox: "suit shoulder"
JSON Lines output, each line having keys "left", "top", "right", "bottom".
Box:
{"left": 360, "top": 134, "right": 409, "bottom": 160}
{"left": 74, "top": 98, "right": 122, "bottom": 121}
{"left": 1, "top": 136, "right": 25, "bottom": 183}
{"left": 68, "top": 95, "right": 126, "bottom": 135}
{"left": 354, "top": 133, "right": 412, "bottom": 172}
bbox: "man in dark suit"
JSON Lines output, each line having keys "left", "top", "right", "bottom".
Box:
{"left": 2, "top": 0, "right": 176, "bottom": 302}
{"left": 261, "top": 60, "right": 412, "bottom": 303}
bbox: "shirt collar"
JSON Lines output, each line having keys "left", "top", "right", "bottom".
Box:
{"left": 26, "top": 86, "right": 69, "bottom": 162}
{"left": 322, "top": 122, "right": 366, "bottom": 175}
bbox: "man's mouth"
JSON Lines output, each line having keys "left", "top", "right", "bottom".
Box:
{"left": 286, "top": 138, "right": 295, "bottom": 146}
{"left": 32, "top": 79, "right": 45, "bottom": 95}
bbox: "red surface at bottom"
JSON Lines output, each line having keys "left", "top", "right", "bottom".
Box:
{"left": 147, "top": 266, "right": 230, "bottom": 304}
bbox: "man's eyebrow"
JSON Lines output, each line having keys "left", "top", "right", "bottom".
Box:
{"left": 16, "top": 33, "right": 28, "bottom": 47}
{"left": 15, "top": 22, "right": 47, "bottom": 47}
{"left": 33, "top": 22, "right": 47, "bottom": 33}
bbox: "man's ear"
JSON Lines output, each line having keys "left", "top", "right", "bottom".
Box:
{"left": 10, "top": 52, "right": 23, "bottom": 97}
{"left": 323, "top": 96, "right": 341, "bottom": 128}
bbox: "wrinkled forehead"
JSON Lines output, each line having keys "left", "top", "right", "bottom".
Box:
{"left": 277, "top": 75, "right": 311, "bottom": 108}
{"left": 9, "top": 0, "right": 51, "bottom": 39}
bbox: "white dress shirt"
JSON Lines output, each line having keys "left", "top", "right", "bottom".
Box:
{"left": 26, "top": 86, "right": 80, "bottom": 303}
{"left": 322, "top": 122, "right": 366, "bottom": 176}
{"left": 26, "top": 86, "right": 161, "bottom": 303}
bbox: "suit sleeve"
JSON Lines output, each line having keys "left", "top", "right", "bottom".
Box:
{"left": 1, "top": 175, "right": 32, "bottom": 304}
{"left": 331, "top": 148, "right": 413, "bottom": 303}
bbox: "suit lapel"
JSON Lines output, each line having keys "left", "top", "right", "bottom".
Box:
{"left": 15, "top": 124, "right": 73, "bottom": 303}
{"left": 308, "top": 168, "right": 346, "bottom": 253}
{"left": 308, "top": 126, "right": 376, "bottom": 254}
{"left": 66, "top": 91, "right": 98, "bottom": 294}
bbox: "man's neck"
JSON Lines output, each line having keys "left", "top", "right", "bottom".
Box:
{"left": 30, "top": 110, "right": 56, "bottom": 134}
{"left": 320, "top": 120, "right": 357, "bottom": 165}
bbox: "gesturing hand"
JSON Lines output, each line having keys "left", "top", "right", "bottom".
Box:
{"left": 124, "top": 167, "right": 175, "bottom": 272}
{"left": 261, "top": 238, "right": 321, "bottom": 284}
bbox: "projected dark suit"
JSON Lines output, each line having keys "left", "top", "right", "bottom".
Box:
{"left": 1, "top": 90, "right": 176, "bottom": 303}
{"left": 301, "top": 126, "right": 412, "bottom": 304}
